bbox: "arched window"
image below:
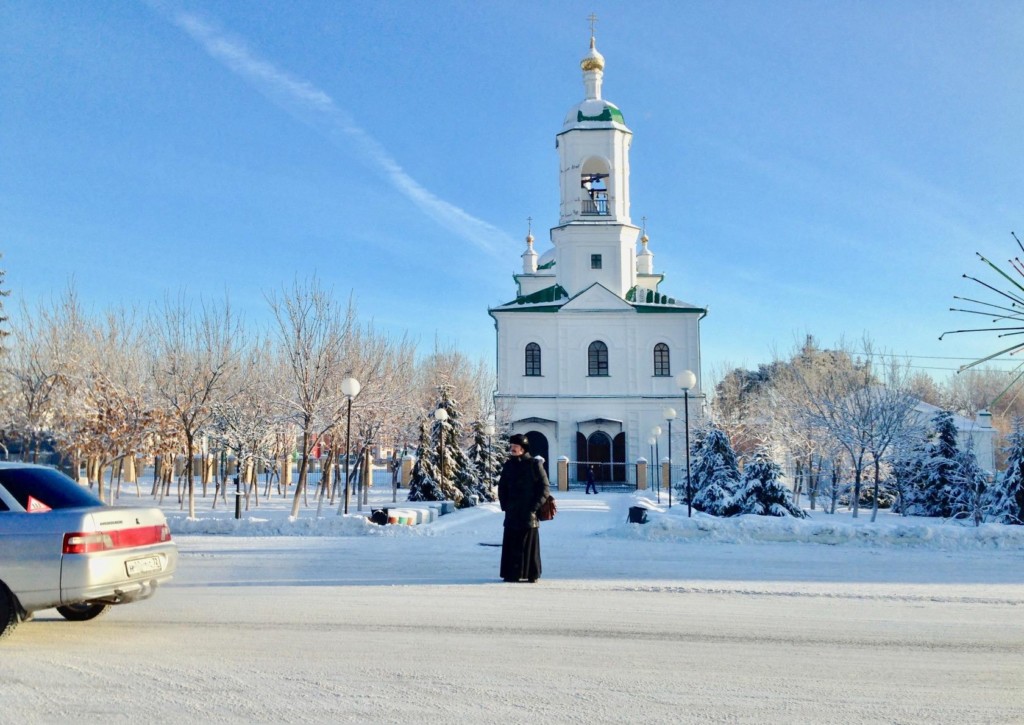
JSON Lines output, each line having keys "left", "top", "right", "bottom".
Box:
{"left": 653, "top": 343, "right": 670, "bottom": 377}
{"left": 588, "top": 341, "right": 609, "bottom": 377}
{"left": 525, "top": 343, "right": 541, "bottom": 376}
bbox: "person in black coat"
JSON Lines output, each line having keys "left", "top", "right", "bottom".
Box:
{"left": 497, "top": 433, "right": 550, "bottom": 583}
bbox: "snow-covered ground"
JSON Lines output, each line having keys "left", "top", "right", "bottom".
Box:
{"left": 2, "top": 486, "right": 1022, "bottom": 723}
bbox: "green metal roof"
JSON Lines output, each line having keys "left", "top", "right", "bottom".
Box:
{"left": 577, "top": 105, "right": 625, "bottom": 124}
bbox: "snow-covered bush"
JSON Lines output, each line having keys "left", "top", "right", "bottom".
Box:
{"left": 730, "top": 448, "right": 807, "bottom": 518}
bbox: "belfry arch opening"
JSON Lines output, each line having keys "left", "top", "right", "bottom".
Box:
{"left": 580, "top": 157, "right": 610, "bottom": 216}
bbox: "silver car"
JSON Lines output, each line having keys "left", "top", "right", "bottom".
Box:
{"left": 0, "top": 462, "right": 178, "bottom": 640}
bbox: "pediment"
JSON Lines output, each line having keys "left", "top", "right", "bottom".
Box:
{"left": 560, "top": 284, "right": 633, "bottom": 312}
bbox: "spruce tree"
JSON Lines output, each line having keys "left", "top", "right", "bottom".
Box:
{"left": 891, "top": 438, "right": 928, "bottom": 516}
{"left": 921, "top": 411, "right": 961, "bottom": 517}
{"left": 731, "top": 448, "right": 807, "bottom": 518}
{"left": 465, "top": 420, "right": 500, "bottom": 502}
{"left": 406, "top": 420, "right": 454, "bottom": 503}
{"left": 989, "top": 418, "right": 1024, "bottom": 525}
{"left": 949, "top": 445, "right": 988, "bottom": 526}
{"left": 688, "top": 423, "right": 741, "bottom": 516}
{"left": 406, "top": 385, "right": 483, "bottom": 508}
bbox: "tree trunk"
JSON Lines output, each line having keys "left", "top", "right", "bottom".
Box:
{"left": 290, "top": 430, "right": 310, "bottom": 518}
{"left": 808, "top": 456, "right": 819, "bottom": 510}
{"left": 793, "top": 459, "right": 804, "bottom": 507}
{"left": 830, "top": 467, "right": 839, "bottom": 514}
{"left": 185, "top": 433, "right": 196, "bottom": 519}
{"left": 870, "top": 458, "right": 881, "bottom": 523}
{"left": 851, "top": 452, "right": 862, "bottom": 519}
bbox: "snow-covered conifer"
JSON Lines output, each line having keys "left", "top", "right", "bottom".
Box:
{"left": 688, "top": 423, "right": 741, "bottom": 516}
{"left": 919, "top": 411, "right": 961, "bottom": 517}
{"left": 989, "top": 418, "right": 1024, "bottom": 525}
{"left": 891, "top": 437, "right": 928, "bottom": 516}
{"left": 465, "top": 420, "right": 500, "bottom": 501}
{"left": 948, "top": 444, "right": 988, "bottom": 526}
{"left": 407, "top": 419, "right": 456, "bottom": 504}
{"left": 407, "top": 386, "right": 484, "bottom": 507}
{"left": 731, "top": 448, "right": 807, "bottom": 518}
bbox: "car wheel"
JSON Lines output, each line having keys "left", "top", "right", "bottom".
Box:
{"left": 56, "top": 602, "right": 112, "bottom": 622}
{"left": 0, "top": 584, "right": 19, "bottom": 640}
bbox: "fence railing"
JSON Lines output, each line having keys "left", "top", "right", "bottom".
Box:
{"left": 581, "top": 197, "right": 609, "bottom": 215}
{"left": 568, "top": 460, "right": 636, "bottom": 491}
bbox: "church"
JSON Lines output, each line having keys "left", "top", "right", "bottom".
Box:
{"left": 489, "top": 33, "right": 706, "bottom": 483}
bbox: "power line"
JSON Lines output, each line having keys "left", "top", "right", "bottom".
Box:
{"left": 851, "top": 351, "right": 1021, "bottom": 362}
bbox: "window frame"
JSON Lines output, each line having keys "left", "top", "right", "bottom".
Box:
{"left": 588, "top": 340, "right": 609, "bottom": 377}
{"left": 653, "top": 343, "right": 670, "bottom": 377}
{"left": 525, "top": 342, "right": 542, "bottom": 377}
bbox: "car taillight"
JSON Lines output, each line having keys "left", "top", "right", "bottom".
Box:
{"left": 63, "top": 525, "right": 173, "bottom": 553}
{"left": 63, "top": 532, "right": 114, "bottom": 554}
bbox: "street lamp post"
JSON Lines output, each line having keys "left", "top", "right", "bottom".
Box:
{"left": 650, "top": 425, "right": 662, "bottom": 502}
{"left": 647, "top": 436, "right": 656, "bottom": 498}
{"left": 663, "top": 408, "right": 676, "bottom": 508}
{"left": 676, "top": 370, "right": 697, "bottom": 518}
{"left": 434, "top": 408, "right": 449, "bottom": 492}
{"left": 339, "top": 377, "right": 361, "bottom": 515}
{"left": 483, "top": 421, "right": 496, "bottom": 490}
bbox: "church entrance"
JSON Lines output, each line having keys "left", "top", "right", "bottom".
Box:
{"left": 587, "top": 431, "right": 612, "bottom": 481}
{"left": 576, "top": 431, "right": 627, "bottom": 484}
{"left": 525, "top": 430, "right": 549, "bottom": 476}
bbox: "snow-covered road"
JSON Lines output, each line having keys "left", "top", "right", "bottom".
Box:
{"left": 2, "top": 493, "right": 1022, "bottom": 723}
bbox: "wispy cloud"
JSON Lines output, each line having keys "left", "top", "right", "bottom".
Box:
{"left": 163, "top": 9, "right": 513, "bottom": 255}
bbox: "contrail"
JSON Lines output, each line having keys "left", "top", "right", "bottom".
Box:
{"left": 163, "top": 9, "right": 515, "bottom": 255}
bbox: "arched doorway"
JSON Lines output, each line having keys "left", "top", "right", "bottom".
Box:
{"left": 525, "top": 430, "right": 549, "bottom": 476}
{"left": 586, "top": 431, "right": 613, "bottom": 482}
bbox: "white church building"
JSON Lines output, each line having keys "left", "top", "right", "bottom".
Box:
{"left": 489, "top": 35, "right": 706, "bottom": 483}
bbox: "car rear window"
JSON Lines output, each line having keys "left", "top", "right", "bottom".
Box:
{"left": 0, "top": 467, "right": 105, "bottom": 510}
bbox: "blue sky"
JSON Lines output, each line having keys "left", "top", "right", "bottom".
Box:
{"left": 2, "top": 1, "right": 1023, "bottom": 384}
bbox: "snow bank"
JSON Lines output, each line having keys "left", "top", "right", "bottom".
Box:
{"left": 165, "top": 512, "right": 430, "bottom": 537}
{"left": 160, "top": 491, "right": 1024, "bottom": 551}
{"left": 604, "top": 495, "right": 1024, "bottom": 550}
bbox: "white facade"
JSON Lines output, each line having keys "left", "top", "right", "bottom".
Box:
{"left": 489, "top": 36, "right": 706, "bottom": 481}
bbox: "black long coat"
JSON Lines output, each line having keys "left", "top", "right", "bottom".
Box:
{"left": 497, "top": 454, "right": 550, "bottom": 529}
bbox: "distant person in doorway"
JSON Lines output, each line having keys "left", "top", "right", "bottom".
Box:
{"left": 585, "top": 465, "right": 598, "bottom": 495}
{"left": 498, "top": 434, "right": 550, "bottom": 583}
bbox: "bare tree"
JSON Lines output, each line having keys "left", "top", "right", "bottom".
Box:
{"left": 338, "top": 327, "right": 417, "bottom": 510}
{"left": 415, "top": 342, "right": 494, "bottom": 444}
{"left": 267, "top": 278, "right": 352, "bottom": 518}
{"left": 209, "top": 337, "right": 278, "bottom": 511}
{"left": 793, "top": 338, "right": 878, "bottom": 518}
{"left": 3, "top": 286, "right": 85, "bottom": 462}
{"left": 763, "top": 364, "right": 830, "bottom": 509}
{"left": 149, "top": 294, "right": 244, "bottom": 519}
{"left": 63, "top": 307, "right": 153, "bottom": 502}
{"left": 860, "top": 355, "right": 924, "bottom": 522}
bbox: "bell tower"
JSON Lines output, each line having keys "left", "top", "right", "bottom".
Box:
{"left": 551, "top": 30, "right": 639, "bottom": 299}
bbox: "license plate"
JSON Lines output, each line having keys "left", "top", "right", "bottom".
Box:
{"left": 125, "top": 555, "right": 162, "bottom": 577}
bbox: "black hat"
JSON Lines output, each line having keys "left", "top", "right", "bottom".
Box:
{"left": 509, "top": 433, "right": 529, "bottom": 452}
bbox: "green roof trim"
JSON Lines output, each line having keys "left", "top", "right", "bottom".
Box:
{"left": 537, "top": 259, "right": 556, "bottom": 270}
{"left": 513, "top": 284, "right": 568, "bottom": 305}
{"left": 635, "top": 305, "right": 707, "bottom": 314}
{"left": 495, "top": 305, "right": 563, "bottom": 313}
{"left": 577, "top": 106, "right": 626, "bottom": 124}
{"left": 626, "top": 286, "right": 676, "bottom": 305}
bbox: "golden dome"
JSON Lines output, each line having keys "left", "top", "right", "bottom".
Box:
{"left": 580, "top": 37, "right": 604, "bottom": 72}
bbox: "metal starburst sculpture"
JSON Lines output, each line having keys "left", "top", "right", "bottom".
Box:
{"left": 941, "top": 232, "right": 1024, "bottom": 407}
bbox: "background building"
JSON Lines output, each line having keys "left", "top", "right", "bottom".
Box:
{"left": 490, "top": 34, "right": 706, "bottom": 482}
